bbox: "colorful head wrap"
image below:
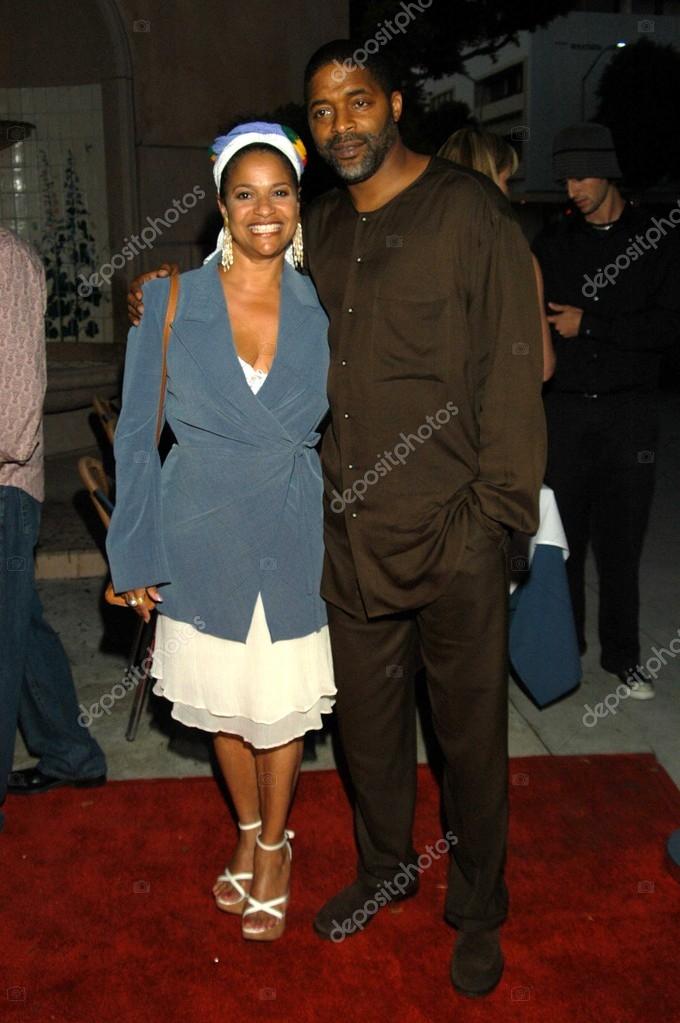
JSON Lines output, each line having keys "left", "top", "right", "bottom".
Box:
{"left": 210, "top": 121, "right": 307, "bottom": 191}
{"left": 205, "top": 121, "right": 307, "bottom": 265}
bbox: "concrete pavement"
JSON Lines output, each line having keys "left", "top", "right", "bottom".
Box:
{"left": 11, "top": 393, "right": 680, "bottom": 787}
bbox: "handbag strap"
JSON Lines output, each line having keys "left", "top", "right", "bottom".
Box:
{"left": 154, "top": 272, "right": 180, "bottom": 446}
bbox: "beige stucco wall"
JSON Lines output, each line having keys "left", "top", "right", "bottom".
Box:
{"left": 118, "top": 0, "right": 341, "bottom": 144}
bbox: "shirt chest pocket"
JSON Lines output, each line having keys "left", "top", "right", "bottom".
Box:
{"left": 371, "top": 294, "right": 449, "bottom": 383}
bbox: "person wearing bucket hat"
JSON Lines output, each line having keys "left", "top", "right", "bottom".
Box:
{"left": 552, "top": 122, "right": 622, "bottom": 182}
{"left": 533, "top": 122, "right": 680, "bottom": 700}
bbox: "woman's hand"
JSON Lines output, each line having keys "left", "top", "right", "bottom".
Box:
{"left": 122, "top": 586, "right": 163, "bottom": 623}
{"left": 127, "top": 264, "right": 179, "bottom": 326}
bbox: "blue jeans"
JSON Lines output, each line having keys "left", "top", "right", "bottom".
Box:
{"left": 0, "top": 486, "right": 106, "bottom": 825}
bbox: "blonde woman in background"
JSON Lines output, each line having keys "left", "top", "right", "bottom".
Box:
{"left": 440, "top": 128, "right": 555, "bottom": 381}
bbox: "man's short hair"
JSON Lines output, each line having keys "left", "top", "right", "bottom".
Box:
{"left": 304, "top": 38, "right": 399, "bottom": 100}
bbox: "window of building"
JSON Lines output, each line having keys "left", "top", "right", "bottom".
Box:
{"left": 475, "top": 64, "right": 524, "bottom": 108}
{"left": 430, "top": 87, "right": 456, "bottom": 111}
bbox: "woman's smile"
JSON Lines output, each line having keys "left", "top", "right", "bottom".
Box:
{"left": 248, "top": 222, "right": 283, "bottom": 234}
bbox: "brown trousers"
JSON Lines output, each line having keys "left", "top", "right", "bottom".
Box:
{"left": 327, "top": 514, "right": 510, "bottom": 931}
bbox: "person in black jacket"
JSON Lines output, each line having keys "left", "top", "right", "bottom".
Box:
{"left": 533, "top": 123, "right": 680, "bottom": 699}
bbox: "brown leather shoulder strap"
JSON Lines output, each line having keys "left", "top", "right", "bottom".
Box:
{"left": 154, "top": 272, "right": 180, "bottom": 447}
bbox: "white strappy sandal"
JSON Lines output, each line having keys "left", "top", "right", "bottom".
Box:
{"left": 241, "top": 829, "right": 295, "bottom": 942}
{"left": 213, "top": 819, "right": 262, "bottom": 915}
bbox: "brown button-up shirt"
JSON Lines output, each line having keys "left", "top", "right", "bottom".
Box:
{"left": 304, "top": 157, "right": 546, "bottom": 617}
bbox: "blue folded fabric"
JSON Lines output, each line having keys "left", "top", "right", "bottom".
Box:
{"left": 509, "top": 543, "right": 582, "bottom": 708}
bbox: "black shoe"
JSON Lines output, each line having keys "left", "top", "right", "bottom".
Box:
{"left": 7, "top": 766, "right": 107, "bottom": 795}
{"left": 314, "top": 875, "right": 420, "bottom": 941}
{"left": 450, "top": 928, "right": 504, "bottom": 997}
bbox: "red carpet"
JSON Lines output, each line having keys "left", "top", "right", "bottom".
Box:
{"left": 2, "top": 754, "right": 680, "bottom": 1023}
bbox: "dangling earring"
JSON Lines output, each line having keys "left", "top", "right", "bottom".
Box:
{"left": 221, "top": 218, "right": 234, "bottom": 271}
{"left": 292, "top": 221, "right": 304, "bottom": 270}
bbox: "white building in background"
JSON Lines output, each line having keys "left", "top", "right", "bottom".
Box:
{"left": 426, "top": 6, "right": 680, "bottom": 199}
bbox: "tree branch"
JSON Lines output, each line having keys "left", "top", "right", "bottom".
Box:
{"left": 460, "top": 33, "right": 520, "bottom": 66}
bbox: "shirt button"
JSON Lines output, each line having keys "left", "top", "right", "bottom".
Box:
{"left": 341, "top": 359, "right": 347, "bottom": 366}
{"left": 356, "top": 256, "right": 362, "bottom": 262}
{"left": 351, "top": 512, "right": 358, "bottom": 518}
{"left": 347, "top": 307, "right": 353, "bottom": 313}
{"left": 348, "top": 463, "right": 354, "bottom": 469}
{"left": 344, "top": 413, "right": 350, "bottom": 419}
{"left": 594, "top": 296, "right": 599, "bottom": 302}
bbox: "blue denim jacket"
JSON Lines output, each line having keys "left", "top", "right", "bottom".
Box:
{"left": 106, "top": 256, "right": 330, "bottom": 642}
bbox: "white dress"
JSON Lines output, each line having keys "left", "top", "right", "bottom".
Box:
{"left": 151, "top": 358, "right": 336, "bottom": 748}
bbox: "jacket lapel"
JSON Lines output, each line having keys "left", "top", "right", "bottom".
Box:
{"left": 169, "top": 256, "right": 259, "bottom": 427}
{"left": 169, "top": 256, "right": 318, "bottom": 435}
{"left": 255, "top": 263, "right": 319, "bottom": 412}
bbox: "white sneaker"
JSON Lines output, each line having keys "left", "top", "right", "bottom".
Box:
{"left": 619, "top": 666, "right": 655, "bottom": 700}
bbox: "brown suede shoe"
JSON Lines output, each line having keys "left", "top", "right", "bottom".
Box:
{"left": 450, "top": 927, "right": 504, "bottom": 997}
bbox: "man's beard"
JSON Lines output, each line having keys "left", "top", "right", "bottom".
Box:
{"left": 321, "top": 118, "right": 399, "bottom": 184}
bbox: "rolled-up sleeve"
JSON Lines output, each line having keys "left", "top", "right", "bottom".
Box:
{"left": 106, "top": 278, "right": 172, "bottom": 593}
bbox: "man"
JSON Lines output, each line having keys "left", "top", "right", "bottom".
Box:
{"left": 128, "top": 43, "right": 545, "bottom": 997}
{"left": 303, "top": 40, "right": 545, "bottom": 997}
{"left": 533, "top": 123, "right": 680, "bottom": 699}
{"left": 0, "top": 227, "right": 106, "bottom": 832}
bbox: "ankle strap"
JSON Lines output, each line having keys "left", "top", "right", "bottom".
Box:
{"left": 256, "top": 828, "right": 295, "bottom": 851}
{"left": 238, "top": 819, "right": 262, "bottom": 831}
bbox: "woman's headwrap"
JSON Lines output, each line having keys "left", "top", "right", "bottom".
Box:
{"left": 204, "top": 121, "right": 307, "bottom": 265}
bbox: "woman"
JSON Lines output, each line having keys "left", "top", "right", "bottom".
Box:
{"left": 106, "top": 122, "right": 335, "bottom": 942}
{"left": 439, "top": 127, "right": 556, "bottom": 381}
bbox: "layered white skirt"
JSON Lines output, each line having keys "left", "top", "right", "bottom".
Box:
{"left": 151, "top": 594, "right": 336, "bottom": 749}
